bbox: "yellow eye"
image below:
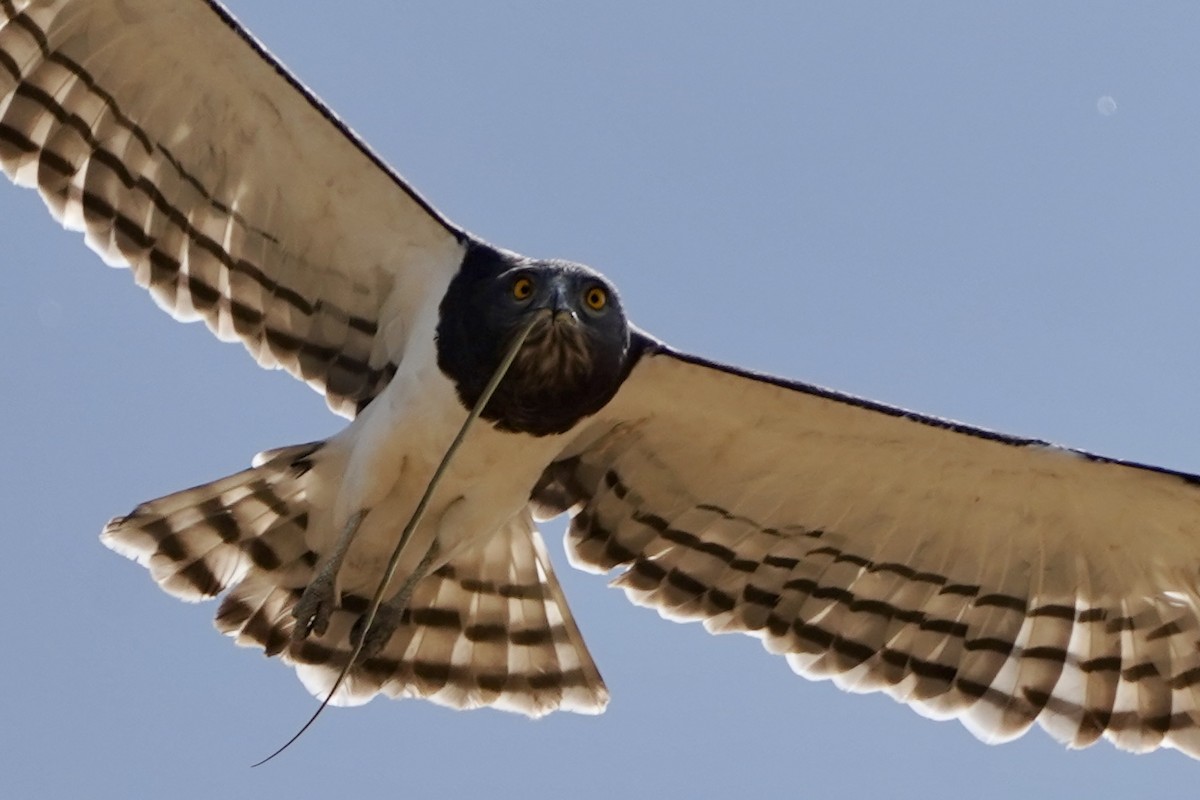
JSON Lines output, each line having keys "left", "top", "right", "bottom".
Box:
{"left": 512, "top": 276, "right": 534, "bottom": 300}
{"left": 584, "top": 286, "right": 607, "bottom": 311}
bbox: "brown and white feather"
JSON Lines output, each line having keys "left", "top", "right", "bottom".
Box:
{"left": 541, "top": 345, "right": 1200, "bottom": 758}
{"left": 103, "top": 446, "right": 608, "bottom": 716}
{"left": 11, "top": 0, "right": 1200, "bottom": 764}
{"left": 0, "top": 0, "right": 465, "bottom": 416}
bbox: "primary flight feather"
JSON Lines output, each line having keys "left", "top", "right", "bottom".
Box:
{"left": 4, "top": 0, "right": 1200, "bottom": 757}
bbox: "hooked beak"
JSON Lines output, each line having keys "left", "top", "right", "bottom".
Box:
{"left": 538, "top": 278, "right": 579, "bottom": 326}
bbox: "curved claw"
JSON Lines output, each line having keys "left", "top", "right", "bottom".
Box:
{"left": 349, "top": 602, "right": 404, "bottom": 661}
{"left": 290, "top": 510, "right": 366, "bottom": 643}
{"left": 292, "top": 574, "right": 337, "bottom": 641}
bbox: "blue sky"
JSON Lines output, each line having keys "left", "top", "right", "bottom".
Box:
{"left": 3, "top": 2, "right": 1199, "bottom": 797}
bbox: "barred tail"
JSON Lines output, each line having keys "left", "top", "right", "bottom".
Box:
{"left": 102, "top": 446, "right": 608, "bottom": 716}
{"left": 218, "top": 510, "right": 610, "bottom": 715}
{"left": 101, "top": 442, "right": 322, "bottom": 601}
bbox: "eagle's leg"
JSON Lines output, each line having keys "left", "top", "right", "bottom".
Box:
{"left": 350, "top": 542, "right": 440, "bottom": 661}
{"left": 292, "top": 509, "right": 367, "bottom": 641}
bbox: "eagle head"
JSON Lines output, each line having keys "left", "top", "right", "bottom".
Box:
{"left": 437, "top": 243, "right": 633, "bottom": 436}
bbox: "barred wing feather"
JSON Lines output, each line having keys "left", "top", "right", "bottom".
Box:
{"left": 0, "top": 0, "right": 466, "bottom": 416}
{"left": 541, "top": 339, "right": 1200, "bottom": 757}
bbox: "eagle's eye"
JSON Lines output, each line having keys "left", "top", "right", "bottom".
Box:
{"left": 584, "top": 286, "right": 607, "bottom": 311}
{"left": 512, "top": 276, "right": 534, "bottom": 301}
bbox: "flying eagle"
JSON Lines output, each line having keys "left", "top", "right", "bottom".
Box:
{"left": 3, "top": 0, "right": 1200, "bottom": 760}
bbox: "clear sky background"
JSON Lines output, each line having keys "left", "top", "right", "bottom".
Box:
{"left": 2, "top": 2, "right": 1199, "bottom": 797}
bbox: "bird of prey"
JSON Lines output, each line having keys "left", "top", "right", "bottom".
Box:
{"left": 3, "top": 0, "right": 1200, "bottom": 760}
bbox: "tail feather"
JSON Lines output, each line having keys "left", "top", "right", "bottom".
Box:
{"left": 103, "top": 448, "right": 608, "bottom": 717}
{"left": 287, "top": 510, "right": 610, "bottom": 715}
{"left": 101, "top": 443, "right": 321, "bottom": 601}
{"left": 215, "top": 575, "right": 301, "bottom": 658}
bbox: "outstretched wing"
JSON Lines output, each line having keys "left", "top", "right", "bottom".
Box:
{"left": 0, "top": 0, "right": 467, "bottom": 417}
{"left": 537, "top": 335, "right": 1200, "bottom": 758}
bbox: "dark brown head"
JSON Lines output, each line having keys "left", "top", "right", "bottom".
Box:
{"left": 436, "top": 242, "right": 632, "bottom": 435}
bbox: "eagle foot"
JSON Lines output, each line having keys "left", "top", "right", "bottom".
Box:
{"left": 349, "top": 600, "right": 406, "bottom": 661}
{"left": 291, "top": 509, "right": 367, "bottom": 642}
{"left": 347, "top": 542, "right": 438, "bottom": 661}
{"left": 292, "top": 572, "right": 337, "bottom": 641}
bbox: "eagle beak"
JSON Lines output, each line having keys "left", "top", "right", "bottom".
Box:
{"left": 546, "top": 281, "right": 579, "bottom": 326}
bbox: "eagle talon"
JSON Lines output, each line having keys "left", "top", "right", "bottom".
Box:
{"left": 292, "top": 574, "right": 336, "bottom": 641}
{"left": 349, "top": 603, "right": 404, "bottom": 661}
{"left": 350, "top": 543, "right": 440, "bottom": 661}
{"left": 292, "top": 510, "right": 367, "bottom": 642}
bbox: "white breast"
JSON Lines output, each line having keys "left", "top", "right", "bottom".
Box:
{"left": 304, "top": 304, "right": 571, "bottom": 598}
